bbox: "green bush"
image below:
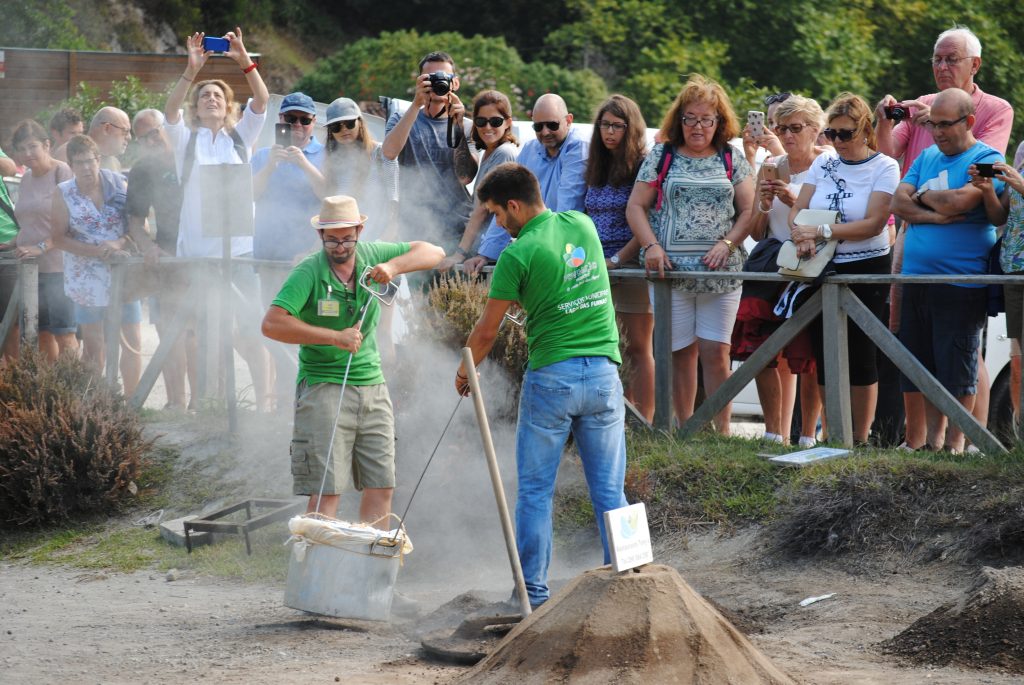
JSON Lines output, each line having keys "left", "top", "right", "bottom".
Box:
{"left": 0, "top": 350, "right": 151, "bottom": 527}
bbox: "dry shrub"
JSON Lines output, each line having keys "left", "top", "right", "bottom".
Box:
{"left": 417, "top": 273, "right": 530, "bottom": 382}
{"left": 0, "top": 350, "right": 151, "bottom": 527}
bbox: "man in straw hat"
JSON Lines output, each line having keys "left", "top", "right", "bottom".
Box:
{"left": 261, "top": 195, "right": 444, "bottom": 521}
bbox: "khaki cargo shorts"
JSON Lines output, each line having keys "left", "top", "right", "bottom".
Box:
{"left": 290, "top": 380, "right": 396, "bottom": 496}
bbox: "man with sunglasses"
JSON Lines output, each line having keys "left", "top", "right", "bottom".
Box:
{"left": 875, "top": 26, "right": 1013, "bottom": 450}
{"left": 252, "top": 92, "right": 325, "bottom": 264}
{"left": 382, "top": 51, "right": 476, "bottom": 252}
{"left": 81, "top": 106, "right": 132, "bottom": 171}
{"left": 890, "top": 88, "right": 1005, "bottom": 453}
{"left": 261, "top": 195, "right": 444, "bottom": 520}
{"left": 464, "top": 93, "right": 589, "bottom": 273}
{"left": 251, "top": 92, "right": 327, "bottom": 407}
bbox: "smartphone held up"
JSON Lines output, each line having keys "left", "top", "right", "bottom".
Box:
{"left": 202, "top": 36, "right": 231, "bottom": 53}
{"left": 747, "top": 110, "right": 766, "bottom": 138}
{"left": 274, "top": 123, "right": 291, "bottom": 148}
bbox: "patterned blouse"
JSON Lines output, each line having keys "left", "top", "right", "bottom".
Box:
{"left": 585, "top": 184, "right": 633, "bottom": 258}
{"left": 59, "top": 169, "right": 128, "bottom": 307}
{"left": 1001, "top": 185, "right": 1024, "bottom": 274}
{"left": 636, "top": 143, "right": 752, "bottom": 293}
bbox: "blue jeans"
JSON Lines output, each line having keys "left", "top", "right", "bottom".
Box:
{"left": 515, "top": 356, "right": 628, "bottom": 605}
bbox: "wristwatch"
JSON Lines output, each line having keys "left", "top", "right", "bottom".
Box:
{"left": 818, "top": 224, "right": 833, "bottom": 240}
{"left": 609, "top": 253, "right": 621, "bottom": 268}
{"left": 36, "top": 241, "right": 47, "bottom": 253}
{"left": 455, "top": 245, "right": 470, "bottom": 258}
{"left": 914, "top": 188, "right": 931, "bottom": 207}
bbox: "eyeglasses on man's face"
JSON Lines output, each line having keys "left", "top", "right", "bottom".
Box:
{"left": 923, "top": 115, "right": 968, "bottom": 131}
{"left": 931, "top": 55, "right": 968, "bottom": 68}
{"left": 598, "top": 121, "right": 627, "bottom": 132}
{"left": 823, "top": 128, "right": 856, "bottom": 142}
{"left": 283, "top": 113, "right": 314, "bottom": 126}
{"left": 104, "top": 121, "right": 131, "bottom": 137}
{"left": 322, "top": 237, "right": 358, "bottom": 249}
{"left": 532, "top": 121, "right": 561, "bottom": 132}
{"left": 681, "top": 115, "right": 718, "bottom": 129}
{"left": 474, "top": 116, "right": 507, "bottom": 129}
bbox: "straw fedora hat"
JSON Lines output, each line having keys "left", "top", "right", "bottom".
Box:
{"left": 310, "top": 195, "right": 368, "bottom": 229}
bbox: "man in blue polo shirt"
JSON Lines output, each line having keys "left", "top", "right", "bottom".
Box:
{"left": 891, "top": 87, "right": 1004, "bottom": 453}
{"left": 463, "top": 94, "right": 589, "bottom": 274}
{"left": 253, "top": 92, "right": 327, "bottom": 407}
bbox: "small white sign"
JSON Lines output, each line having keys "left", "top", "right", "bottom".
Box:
{"left": 604, "top": 502, "right": 653, "bottom": 572}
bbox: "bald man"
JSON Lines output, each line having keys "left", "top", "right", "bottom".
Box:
{"left": 464, "top": 93, "right": 590, "bottom": 273}
{"left": 88, "top": 106, "right": 132, "bottom": 171}
{"left": 890, "top": 87, "right": 1005, "bottom": 453}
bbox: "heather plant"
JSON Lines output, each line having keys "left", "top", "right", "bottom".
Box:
{"left": 0, "top": 350, "right": 151, "bottom": 528}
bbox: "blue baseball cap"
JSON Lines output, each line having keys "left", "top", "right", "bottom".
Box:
{"left": 279, "top": 92, "right": 316, "bottom": 116}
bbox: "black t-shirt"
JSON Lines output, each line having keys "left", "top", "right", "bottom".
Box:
{"left": 126, "top": 152, "right": 182, "bottom": 254}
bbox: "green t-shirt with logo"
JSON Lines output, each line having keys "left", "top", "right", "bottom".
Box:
{"left": 271, "top": 240, "right": 410, "bottom": 386}
{"left": 0, "top": 150, "right": 17, "bottom": 244}
{"left": 489, "top": 209, "right": 620, "bottom": 371}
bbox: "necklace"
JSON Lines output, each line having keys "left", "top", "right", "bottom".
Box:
{"left": 331, "top": 265, "right": 355, "bottom": 291}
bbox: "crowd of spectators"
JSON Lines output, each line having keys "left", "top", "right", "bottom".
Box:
{"left": 0, "top": 24, "right": 1020, "bottom": 452}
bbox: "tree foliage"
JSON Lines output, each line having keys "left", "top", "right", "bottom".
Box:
{"left": 295, "top": 30, "right": 608, "bottom": 119}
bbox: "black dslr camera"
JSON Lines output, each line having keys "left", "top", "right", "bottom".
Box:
{"left": 883, "top": 104, "right": 909, "bottom": 123}
{"left": 428, "top": 71, "right": 454, "bottom": 96}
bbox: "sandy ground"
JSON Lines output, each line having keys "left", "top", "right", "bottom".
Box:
{"left": 8, "top": 311, "right": 1018, "bottom": 683}
{"left": 2, "top": 531, "right": 1022, "bottom": 684}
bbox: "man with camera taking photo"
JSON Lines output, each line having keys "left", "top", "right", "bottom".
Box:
{"left": 382, "top": 51, "right": 476, "bottom": 252}
{"left": 874, "top": 26, "right": 1014, "bottom": 451}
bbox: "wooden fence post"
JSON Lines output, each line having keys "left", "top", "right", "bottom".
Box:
{"left": 822, "top": 283, "right": 853, "bottom": 446}
{"left": 18, "top": 260, "right": 38, "bottom": 348}
{"left": 651, "top": 278, "right": 673, "bottom": 431}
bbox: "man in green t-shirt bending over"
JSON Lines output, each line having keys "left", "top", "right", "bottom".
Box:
{"left": 262, "top": 195, "right": 444, "bottom": 522}
{"left": 455, "top": 163, "right": 628, "bottom": 608}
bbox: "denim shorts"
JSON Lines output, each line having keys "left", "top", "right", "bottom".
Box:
{"left": 899, "top": 283, "right": 986, "bottom": 396}
{"left": 74, "top": 299, "right": 143, "bottom": 325}
{"left": 39, "top": 272, "right": 76, "bottom": 335}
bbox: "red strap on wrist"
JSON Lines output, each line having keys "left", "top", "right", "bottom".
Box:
{"left": 242, "top": 63, "right": 257, "bottom": 74}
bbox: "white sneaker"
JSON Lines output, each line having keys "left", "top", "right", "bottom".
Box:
{"left": 763, "top": 432, "right": 784, "bottom": 444}
{"left": 798, "top": 436, "right": 816, "bottom": 448}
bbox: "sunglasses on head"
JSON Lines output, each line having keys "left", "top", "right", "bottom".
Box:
{"left": 532, "top": 121, "right": 561, "bottom": 132}
{"left": 283, "top": 114, "right": 314, "bottom": 125}
{"left": 474, "top": 116, "right": 507, "bottom": 129}
{"left": 823, "top": 127, "right": 857, "bottom": 142}
{"left": 764, "top": 92, "right": 792, "bottom": 107}
{"left": 328, "top": 120, "right": 358, "bottom": 133}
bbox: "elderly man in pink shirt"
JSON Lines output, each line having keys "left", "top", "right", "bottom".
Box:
{"left": 875, "top": 25, "right": 1014, "bottom": 451}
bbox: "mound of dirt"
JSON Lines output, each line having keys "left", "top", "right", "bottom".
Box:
{"left": 882, "top": 566, "right": 1024, "bottom": 672}
{"left": 455, "top": 564, "right": 795, "bottom": 684}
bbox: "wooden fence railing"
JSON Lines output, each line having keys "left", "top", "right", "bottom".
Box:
{"left": 1, "top": 256, "right": 1018, "bottom": 452}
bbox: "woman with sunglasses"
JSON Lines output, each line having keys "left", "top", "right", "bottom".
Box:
{"left": 733, "top": 96, "right": 828, "bottom": 446}
{"left": 627, "top": 74, "right": 755, "bottom": 434}
{"left": 788, "top": 93, "right": 900, "bottom": 444}
{"left": 440, "top": 90, "right": 519, "bottom": 272}
{"left": 51, "top": 135, "right": 142, "bottom": 395}
{"left": 584, "top": 94, "right": 655, "bottom": 422}
{"left": 6, "top": 119, "right": 77, "bottom": 361}
{"left": 318, "top": 97, "right": 399, "bottom": 242}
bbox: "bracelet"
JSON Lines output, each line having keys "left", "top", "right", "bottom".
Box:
{"left": 643, "top": 242, "right": 659, "bottom": 251}
{"left": 456, "top": 372, "right": 467, "bottom": 380}
{"left": 455, "top": 245, "right": 470, "bottom": 258}
{"left": 241, "top": 63, "right": 258, "bottom": 74}
{"left": 720, "top": 238, "right": 736, "bottom": 253}
{"left": 180, "top": 73, "right": 194, "bottom": 82}
{"left": 756, "top": 198, "right": 772, "bottom": 214}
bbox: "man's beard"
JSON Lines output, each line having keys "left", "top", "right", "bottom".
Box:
{"left": 328, "top": 250, "right": 354, "bottom": 264}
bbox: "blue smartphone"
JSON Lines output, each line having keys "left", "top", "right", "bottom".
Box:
{"left": 202, "top": 36, "right": 230, "bottom": 53}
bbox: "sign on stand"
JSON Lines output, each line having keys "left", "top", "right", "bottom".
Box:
{"left": 604, "top": 502, "right": 653, "bottom": 572}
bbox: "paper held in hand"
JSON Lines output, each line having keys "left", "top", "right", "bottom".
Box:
{"left": 604, "top": 502, "right": 653, "bottom": 572}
